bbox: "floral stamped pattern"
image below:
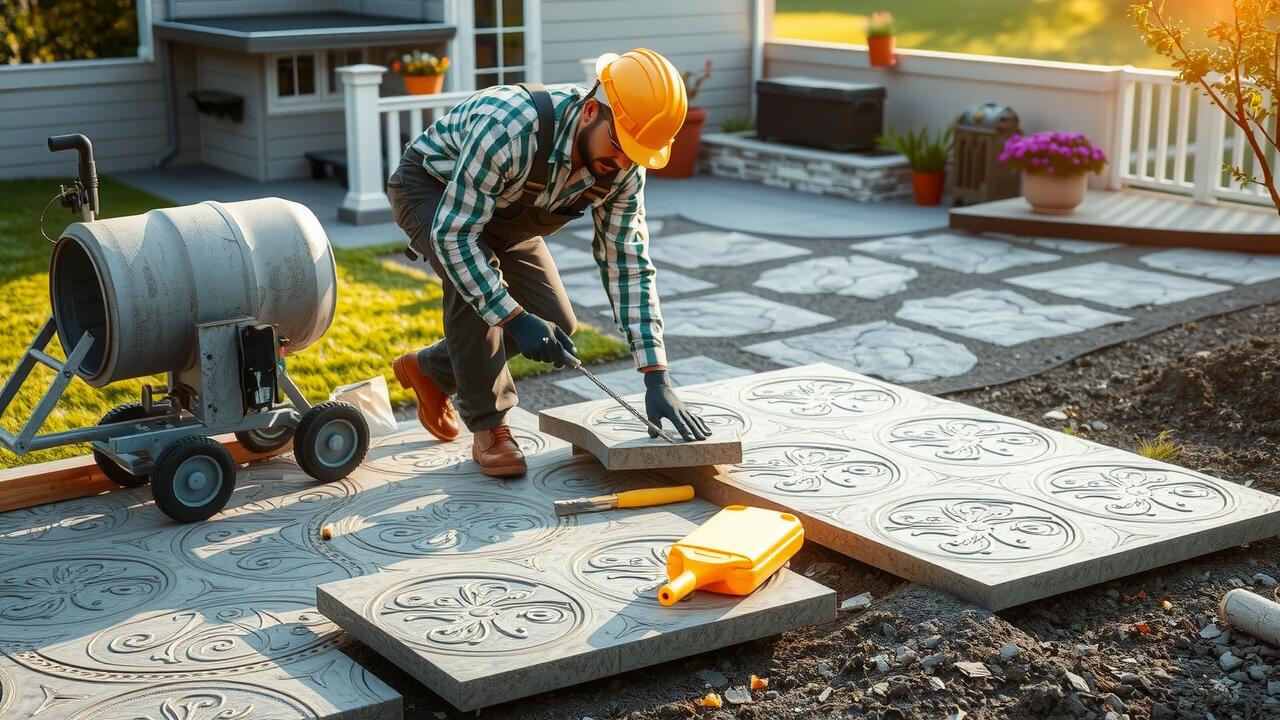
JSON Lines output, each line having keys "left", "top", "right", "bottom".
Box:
{"left": 67, "top": 683, "right": 316, "bottom": 719}
{"left": 586, "top": 401, "right": 748, "bottom": 437}
{"left": 0, "top": 558, "right": 172, "bottom": 626}
{"left": 376, "top": 576, "right": 585, "bottom": 655}
{"left": 333, "top": 493, "right": 558, "bottom": 559}
{"left": 570, "top": 537, "right": 771, "bottom": 607}
{"left": 729, "top": 444, "right": 902, "bottom": 497}
{"left": 364, "top": 428, "right": 548, "bottom": 476}
{"left": 741, "top": 377, "right": 901, "bottom": 420}
{"left": 884, "top": 417, "right": 1052, "bottom": 465}
{"left": 1038, "top": 465, "right": 1234, "bottom": 523}
{"left": 875, "top": 498, "right": 1076, "bottom": 560}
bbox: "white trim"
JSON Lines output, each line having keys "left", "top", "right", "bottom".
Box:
{"left": 136, "top": 0, "right": 154, "bottom": 62}
{"left": 526, "top": 0, "right": 543, "bottom": 83}
{"left": 443, "top": 0, "right": 476, "bottom": 92}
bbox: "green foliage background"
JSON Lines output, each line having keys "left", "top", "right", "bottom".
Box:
{"left": 2, "top": 0, "right": 139, "bottom": 64}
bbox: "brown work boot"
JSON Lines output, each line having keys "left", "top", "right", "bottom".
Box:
{"left": 392, "top": 352, "right": 460, "bottom": 441}
{"left": 472, "top": 425, "right": 526, "bottom": 478}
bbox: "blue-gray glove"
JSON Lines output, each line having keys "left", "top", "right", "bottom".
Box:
{"left": 506, "top": 311, "right": 577, "bottom": 368}
{"left": 644, "top": 370, "right": 711, "bottom": 442}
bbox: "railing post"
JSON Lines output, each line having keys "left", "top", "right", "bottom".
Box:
{"left": 1109, "top": 66, "right": 1135, "bottom": 190}
{"left": 338, "top": 64, "right": 393, "bottom": 226}
{"left": 1192, "top": 88, "right": 1226, "bottom": 204}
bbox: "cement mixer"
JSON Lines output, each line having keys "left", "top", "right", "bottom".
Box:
{"left": 0, "top": 133, "right": 369, "bottom": 522}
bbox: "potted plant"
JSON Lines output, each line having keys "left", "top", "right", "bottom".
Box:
{"left": 866, "top": 11, "right": 896, "bottom": 68}
{"left": 653, "top": 59, "right": 713, "bottom": 179}
{"left": 392, "top": 50, "right": 449, "bottom": 95}
{"left": 877, "top": 124, "right": 954, "bottom": 206}
{"left": 999, "top": 132, "right": 1107, "bottom": 215}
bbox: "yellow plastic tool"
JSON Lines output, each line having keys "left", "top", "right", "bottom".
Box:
{"left": 553, "top": 485, "right": 694, "bottom": 516}
{"left": 658, "top": 505, "right": 804, "bottom": 606}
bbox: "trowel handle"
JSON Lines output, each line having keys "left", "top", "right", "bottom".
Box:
{"left": 616, "top": 485, "right": 694, "bottom": 509}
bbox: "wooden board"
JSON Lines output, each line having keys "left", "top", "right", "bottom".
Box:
{"left": 0, "top": 437, "right": 290, "bottom": 513}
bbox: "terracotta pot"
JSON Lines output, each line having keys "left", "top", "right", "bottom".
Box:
{"left": 868, "top": 36, "right": 896, "bottom": 67}
{"left": 652, "top": 106, "right": 707, "bottom": 179}
{"left": 1022, "top": 171, "right": 1088, "bottom": 215}
{"left": 403, "top": 74, "right": 444, "bottom": 95}
{"left": 912, "top": 171, "right": 946, "bottom": 206}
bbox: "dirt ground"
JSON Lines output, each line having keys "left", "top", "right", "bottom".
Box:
{"left": 359, "top": 301, "right": 1280, "bottom": 720}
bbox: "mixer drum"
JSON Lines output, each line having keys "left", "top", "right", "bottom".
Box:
{"left": 49, "top": 197, "right": 337, "bottom": 387}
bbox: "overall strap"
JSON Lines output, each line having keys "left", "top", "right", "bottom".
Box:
{"left": 568, "top": 170, "right": 619, "bottom": 214}
{"left": 516, "top": 82, "right": 555, "bottom": 206}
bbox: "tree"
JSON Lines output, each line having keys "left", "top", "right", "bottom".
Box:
{"left": 1131, "top": 0, "right": 1280, "bottom": 213}
{"left": 2, "top": 0, "right": 139, "bottom": 65}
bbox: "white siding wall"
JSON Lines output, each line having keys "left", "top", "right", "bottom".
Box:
{"left": 764, "top": 40, "right": 1123, "bottom": 189}
{"left": 196, "top": 48, "right": 266, "bottom": 180}
{"left": 540, "top": 0, "right": 754, "bottom": 128}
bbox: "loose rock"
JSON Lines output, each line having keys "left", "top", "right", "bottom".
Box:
{"left": 840, "top": 592, "right": 873, "bottom": 612}
{"left": 817, "top": 687, "right": 832, "bottom": 703}
{"left": 724, "top": 686, "right": 752, "bottom": 705}
{"left": 999, "top": 644, "right": 1020, "bottom": 661}
{"left": 1221, "top": 652, "right": 1245, "bottom": 672}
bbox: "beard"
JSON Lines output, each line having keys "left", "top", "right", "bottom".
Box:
{"left": 577, "top": 114, "right": 621, "bottom": 177}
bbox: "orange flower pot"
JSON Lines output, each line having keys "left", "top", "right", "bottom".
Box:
{"left": 912, "top": 171, "right": 946, "bottom": 206}
{"left": 868, "top": 36, "right": 896, "bottom": 67}
{"left": 403, "top": 74, "right": 444, "bottom": 95}
{"left": 652, "top": 106, "right": 708, "bottom": 179}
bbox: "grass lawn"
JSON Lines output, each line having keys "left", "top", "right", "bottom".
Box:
{"left": 0, "top": 176, "right": 628, "bottom": 469}
{"left": 775, "top": 0, "right": 1234, "bottom": 68}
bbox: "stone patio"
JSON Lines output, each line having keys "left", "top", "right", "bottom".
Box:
{"left": 638, "top": 364, "right": 1280, "bottom": 611}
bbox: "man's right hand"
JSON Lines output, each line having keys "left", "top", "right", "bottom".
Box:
{"left": 504, "top": 311, "right": 577, "bottom": 368}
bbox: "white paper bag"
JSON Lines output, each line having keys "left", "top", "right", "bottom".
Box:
{"left": 328, "top": 375, "right": 398, "bottom": 437}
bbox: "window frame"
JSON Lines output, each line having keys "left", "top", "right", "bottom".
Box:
{"left": 265, "top": 47, "right": 367, "bottom": 115}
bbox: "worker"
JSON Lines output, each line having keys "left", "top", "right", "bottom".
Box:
{"left": 388, "top": 48, "right": 712, "bottom": 478}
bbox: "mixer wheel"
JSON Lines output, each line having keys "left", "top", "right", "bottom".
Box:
{"left": 94, "top": 403, "right": 156, "bottom": 487}
{"left": 295, "top": 401, "right": 369, "bottom": 483}
{"left": 235, "top": 425, "right": 295, "bottom": 453}
{"left": 151, "top": 436, "right": 237, "bottom": 523}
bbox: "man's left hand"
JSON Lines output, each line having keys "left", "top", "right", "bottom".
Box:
{"left": 643, "top": 370, "right": 710, "bottom": 442}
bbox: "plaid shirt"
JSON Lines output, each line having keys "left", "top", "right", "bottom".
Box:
{"left": 406, "top": 84, "right": 666, "bottom": 370}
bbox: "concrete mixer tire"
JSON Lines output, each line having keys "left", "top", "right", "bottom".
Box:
{"left": 151, "top": 436, "right": 237, "bottom": 523}
{"left": 235, "top": 425, "right": 295, "bottom": 453}
{"left": 295, "top": 401, "right": 369, "bottom": 483}
{"left": 94, "top": 403, "right": 157, "bottom": 487}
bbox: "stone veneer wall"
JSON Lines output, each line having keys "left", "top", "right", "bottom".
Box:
{"left": 698, "top": 131, "right": 913, "bottom": 202}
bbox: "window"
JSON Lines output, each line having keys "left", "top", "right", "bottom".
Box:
{"left": 473, "top": 0, "right": 526, "bottom": 87}
{"left": 1, "top": 0, "right": 153, "bottom": 66}
{"left": 267, "top": 48, "right": 366, "bottom": 114}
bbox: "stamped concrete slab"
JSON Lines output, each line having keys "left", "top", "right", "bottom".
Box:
{"left": 539, "top": 390, "right": 745, "bottom": 470}
{"left": 896, "top": 289, "right": 1131, "bottom": 346}
{"left": 317, "top": 423, "right": 833, "bottom": 711}
{"left": 633, "top": 291, "right": 834, "bottom": 337}
{"left": 560, "top": 267, "right": 716, "bottom": 307}
{"left": 1139, "top": 248, "right": 1280, "bottom": 285}
{"left": 647, "top": 364, "right": 1280, "bottom": 611}
{"left": 553, "top": 355, "right": 752, "bottom": 400}
{"left": 987, "top": 233, "right": 1124, "bottom": 254}
{"left": 852, "top": 233, "right": 1061, "bottom": 274}
{"left": 573, "top": 218, "right": 665, "bottom": 240}
{"left": 743, "top": 321, "right": 977, "bottom": 383}
{"left": 545, "top": 242, "right": 597, "bottom": 271}
{"left": 1006, "top": 261, "right": 1233, "bottom": 308}
{"left": 753, "top": 255, "right": 920, "bottom": 299}
{"left": 0, "top": 464, "right": 405, "bottom": 718}
{"left": 647, "top": 230, "right": 811, "bottom": 269}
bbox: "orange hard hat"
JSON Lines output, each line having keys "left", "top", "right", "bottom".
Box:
{"left": 594, "top": 49, "right": 688, "bottom": 170}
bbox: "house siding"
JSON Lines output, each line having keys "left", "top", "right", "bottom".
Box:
{"left": 540, "top": 0, "right": 754, "bottom": 129}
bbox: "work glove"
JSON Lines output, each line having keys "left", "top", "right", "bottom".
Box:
{"left": 505, "top": 311, "right": 577, "bottom": 368}
{"left": 644, "top": 370, "right": 711, "bottom": 442}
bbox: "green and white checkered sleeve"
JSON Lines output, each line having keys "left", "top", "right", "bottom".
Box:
{"left": 429, "top": 118, "right": 521, "bottom": 326}
{"left": 592, "top": 168, "right": 668, "bottom": 369}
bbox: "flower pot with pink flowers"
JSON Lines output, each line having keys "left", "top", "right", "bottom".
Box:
{"left": 999, "top": 132, "right": 1108, "bottom": 215}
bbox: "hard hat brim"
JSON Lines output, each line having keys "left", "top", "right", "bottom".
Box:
{"left": 615, "top": 120, "right": 672, "bottom": 170}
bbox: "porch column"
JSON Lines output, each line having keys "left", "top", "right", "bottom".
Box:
{"left": 338, "top": 64, "right": 393, "bottom": 226}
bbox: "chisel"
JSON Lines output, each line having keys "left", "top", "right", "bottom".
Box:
{"left": 554, "top": 484, "right": 695, "bottom": 516}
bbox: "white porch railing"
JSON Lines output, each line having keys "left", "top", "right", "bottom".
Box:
{"left": 337, "top": 63, "right": 582, "bottom": 225}
{"left": 1107, "top": 67, "right": 1275, "bottom": 206}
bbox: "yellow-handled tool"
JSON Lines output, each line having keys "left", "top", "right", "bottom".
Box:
{"left": 553, "top": 485, "right": 695, "bottom": 516}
